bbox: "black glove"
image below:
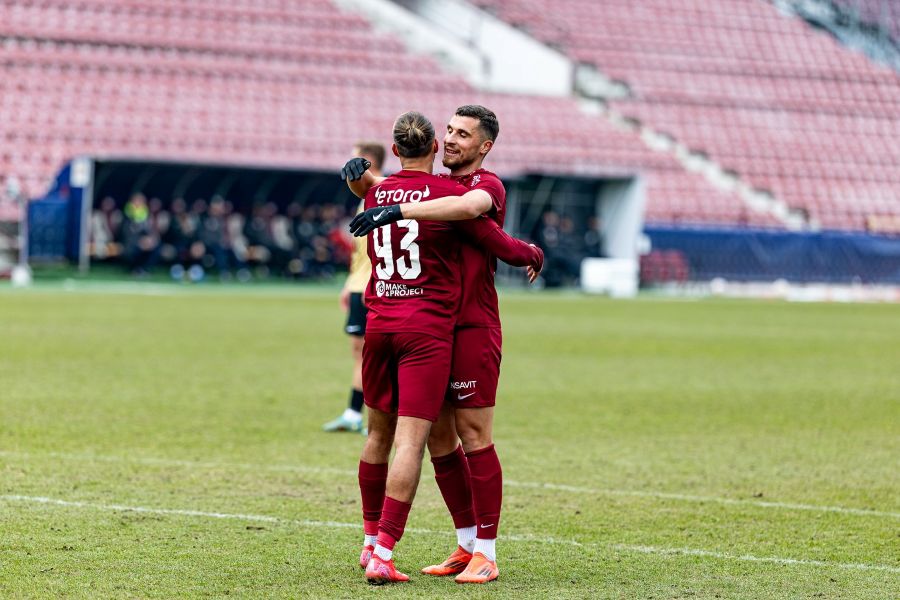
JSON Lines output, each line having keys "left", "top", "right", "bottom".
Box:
{"left": 349, "top": 205, "right": 403, "bottom": 237}
{"left": 341, "top": 157, "right": 371, "bottom": 181}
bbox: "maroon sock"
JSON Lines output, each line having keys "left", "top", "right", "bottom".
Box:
{"left": 358, "top": 461, "right": 387, "bottom": 537}
{"left": 376, "top": 496, "right": 412, "bottom": 550}
{"left": 466, "top": 444, "right": 502, "bottom": 540}
{"left": 432, "top": 445, "right": 476, "bottom": 529}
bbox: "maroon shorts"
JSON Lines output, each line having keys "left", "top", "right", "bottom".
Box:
{"left": 446, "top": 326, "right": 502, "bottom": 409}
{"left": 362, "top": 331, "right": 453, "bottom": 422}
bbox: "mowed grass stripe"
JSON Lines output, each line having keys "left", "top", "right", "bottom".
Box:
{"left": 2, "top": 449, "right": 897, "bottom": 519}
{"left": 4, "top": 494, "right": 898, "bottom": 575}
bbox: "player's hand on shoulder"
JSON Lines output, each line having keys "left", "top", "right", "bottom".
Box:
{"left": 341, "top": 157, "right": 371, "bottom": 181}
{"left": 349, "top": 204, "right": 403, "bottom": 237}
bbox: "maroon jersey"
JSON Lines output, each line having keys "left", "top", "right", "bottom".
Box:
{"left": 442, "top": 169, "right": 507, "bottom": 328}
{"left": 364, "top": 170, "right": 470, "bottom": 339}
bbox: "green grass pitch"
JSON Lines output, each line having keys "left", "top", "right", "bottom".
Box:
{"left": 1, "top": 282, "right": 897, "bottom": 598}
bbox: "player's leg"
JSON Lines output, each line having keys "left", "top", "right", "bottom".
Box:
{"left": 357, "top": 332, "right": 395, "bottom": 570}
{"left": 428, "top": 406, "right": 476, "bottom": 555}
{"left": 367, "top": 333, "right": 451, "bottom": 584}
{"left": 324, "top": 293, "right": 367, "bottom": 432}
{"left": 451, "top": 327, "right": 503, "bottom": 584}
{"left": 454, "top": 406, "right": 501, "bottom": 584}
{"left": 366, "top": 415, "right": 430, "bottom": 584}
{"left": 421, "top": 344, "right": 477, "bottom": 576}
{"left": 358, "top": 407, "right": 395, "bottom": 568}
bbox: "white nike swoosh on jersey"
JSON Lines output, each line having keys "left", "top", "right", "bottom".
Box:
{"left": 457, "top": 392, "right": 476, "bottom": 400}
{"left": 423, "top": 185, "right": 430, "bottom": 198}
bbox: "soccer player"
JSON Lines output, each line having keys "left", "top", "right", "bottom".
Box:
{"left": 323, "top": 142, "right": 385, "bottom": 434}
{"left": 356, "top": 111, "right": 542, "bottom": 585}
{"left": 348, "top": 105, "right": 514, "bottom": 583}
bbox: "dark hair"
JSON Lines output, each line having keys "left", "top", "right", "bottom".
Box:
{"left": 354, "top": 141, "right": 386, "bottom": 170}
{"left": 455, "top": 104, "right": 499, "bottom": 142}
{"left": 392, "top": 111, "right": 435, "bottom": 158}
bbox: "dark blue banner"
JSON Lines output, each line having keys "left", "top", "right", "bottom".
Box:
{"left": 645, "top": 227, "right": 900, "bottom": 284}
{"left": 28, "top": 198, "right": 70, "bottom": 260}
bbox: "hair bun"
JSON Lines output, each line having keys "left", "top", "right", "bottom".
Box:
{"left": 392, "top": 111, "right": 435, "bottom": 159}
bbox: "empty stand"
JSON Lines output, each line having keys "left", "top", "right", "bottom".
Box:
{"left": 475, "top": 0, "right": 900, "bottom": 231}
{"left": 0, "top": 0, "right": 812, "bottom": 229}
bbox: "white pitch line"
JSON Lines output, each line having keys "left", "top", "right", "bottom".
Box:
{"left": 503, "top": 480, "right": 900, "bottom": 519}
{"left": 607, "top": 543, "right": 900, "bottom": 574}
{"left": 2, "top": 450, "right": 897, "bottom": 520}
{"left": 2, "top": 494, "right": 898, "bottom": 575}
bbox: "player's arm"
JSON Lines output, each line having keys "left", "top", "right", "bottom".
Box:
{"left": 455, "top": 217, "right": 544, "bottom": 282}
{"left": 397, "top": 190, "right": 492, "bottom": 221}
{"left": 348, "top": 190, "right": 492, "bottom": 235}
{"left": 340, "top": 157, "right": 385, "bottom": 199}
{"left": 348, "top": 171, "right": 385, "bottom": 199}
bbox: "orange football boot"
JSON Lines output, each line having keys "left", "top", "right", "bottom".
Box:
{"left": 359, "top": 544, "right": 374, "bottom": 569}
{"left": 454, "top": 552, "right": 499, "bottom": 584}
{"left": 420, "top": 546, "right": 473, "bottom": 576}
{"left": 365, "top": 554, "right": 410, "bottom": 585}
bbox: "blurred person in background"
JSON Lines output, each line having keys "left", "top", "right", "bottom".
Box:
{"left": 265, "top": 201, "right": 294, "bottom": 275}
{"left": 147, "top": 197, "right": 170, "bottom": 261}
{"left": 557, "top": 215, "right": 582, "bottom": 283}
{"left": 90, "top": 196, "right": 123, "bottom": 262}
{"left": 198, "top": 196, "right": 233, "bottom": 276}
{"left": 584, "top": 215, "right": 605, "bottom": 258}
{"left": 162, "top": 197, "right": 194, "bottom": 270}
{"left": 284, "top": 202, "right": 306, "bottom": 277}
{"left": 122, "top": 193, "right": 160, "bottom": 275}
{"left": 185, "top": 198, "right": 209, "bottom": 277}
{"left": 224, "top": 200, "right": 252, "bottom": 281}
{"left": 537, "top": 210, "right": 565, "bottom": 287}
{"left": 291, "top": 204, "right": 319, "bottom": 276}
{"left": 323, "top": 141, "right": 385, "bottom": 433}
{"left": 327, "top": 204, "right": 354, "bottom": 268}
{"left": 243, "top": 202, "right": 274, "bottom": 275}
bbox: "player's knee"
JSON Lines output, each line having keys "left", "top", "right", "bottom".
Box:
{"left": 394, "top": 433, "right": 428, "bottom": 460}
{"left": 427, "top": 427, "right": 458, "bottom": 457}
{"left": 455, "top": 408, "right": 493, "bottom": 452}
{"left": 458, "top": 433, "right": 492, "bottom": 454}
{"left": 364, "top": 440, "right": 391, "bottom": 464}
{"left": 365, "top": 427, "right": 394, "bottom": 458}
{"left": 457, "top": 421, "right": 492, "bottom": 454}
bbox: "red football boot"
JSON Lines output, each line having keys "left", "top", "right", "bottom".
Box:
{"left": 421, "top": 546, "right": 473, "bottom": 576}
{"left": 455, "top": 552, "right": 499, "bottom": 584}
{"left": 359, "top": 544, "right": 374, "bottom": 569}
{"left": 365, "top": 554, "right": 410, "bottom": 585}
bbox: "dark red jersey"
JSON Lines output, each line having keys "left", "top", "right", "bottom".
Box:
{"left": 443, "top": 169, "right": 508, "bottom": 328}
{"left": 364, "top": 170, "right": 469, "bottom": 339}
